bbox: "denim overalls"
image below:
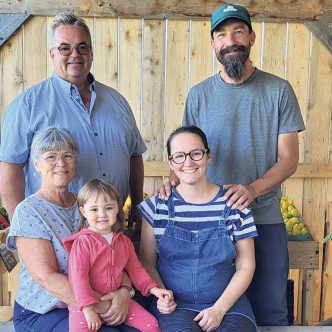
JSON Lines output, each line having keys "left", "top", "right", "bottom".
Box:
{"left": 157, "top": 195, "right": 256, "bottom": 327}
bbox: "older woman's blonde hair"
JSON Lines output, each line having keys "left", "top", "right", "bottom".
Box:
{"left": 77, "top": 179, "right": 125, "bottom": 232}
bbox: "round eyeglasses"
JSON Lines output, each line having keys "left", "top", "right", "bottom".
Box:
{"left": 43, "top": 153, "right": 77, "bottom": 166}
{"left": 52, "top": 43, "right": 91, "bottom": 56}
{"left": 169, "top": 148, "right": 209, "bottom": 164}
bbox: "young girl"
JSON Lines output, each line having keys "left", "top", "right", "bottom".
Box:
{"left": 63, "top": 179, "right": 172, "bottom": 332}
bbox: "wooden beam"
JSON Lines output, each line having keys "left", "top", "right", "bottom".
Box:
{"left": 293, "top": 163, "right": 332, "bottom": 178}
{"left": 0, "top": 14, "right": 30, "bottom": 47}
{"left": 305, "top": 15, "right": 332, "bottom": 55}
{"left": 144, "top": 162, "right": 332, "bottom": 178}
{"left": 0, "top": 0, "right": 331, "bottom": 21}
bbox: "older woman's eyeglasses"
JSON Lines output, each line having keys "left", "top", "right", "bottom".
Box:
{"left": 169, "top": 148, "right": 209, "bottom": 164}
{"left": 52, "top": 43, "right": 91, "bottom": 56}
{"left": 43, "top": 153, "right": 76, "bottom": 166}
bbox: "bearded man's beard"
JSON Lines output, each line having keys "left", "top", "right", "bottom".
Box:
{"left": 216, "top": 45, "right": 250, "bottom": 81}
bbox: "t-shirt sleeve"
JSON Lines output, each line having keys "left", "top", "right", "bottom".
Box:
{"left": 6, "top": 201, "right": 51, "bottom": 251}
{"left": 183, "top": 88, "right": 199, "bottom": 127}
{"left": 137, "top": 196, "right": 158, "bottom": 227}
{"left": 278, "top": 81, "right": 305, "bottom": 134}
{"left": 229, "top": 208, "right": 258, "bottom": 241}
{"left": 0, "top": 94, "right": 33, "bottom": 163}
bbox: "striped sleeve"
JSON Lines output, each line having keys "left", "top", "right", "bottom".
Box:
{"left": 137, "top": 197, "right": 157, "bottom": 226}
{"left": 228, "top": 207, "right": 258, "bottom": 241}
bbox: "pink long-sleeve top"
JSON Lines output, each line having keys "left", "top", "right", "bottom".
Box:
{"left": 63, "top": 228, "right": 158, "bottom": 310}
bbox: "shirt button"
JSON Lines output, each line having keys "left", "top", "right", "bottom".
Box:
{"left": 100, "top": 152, "right": 103, "bottom": 155}
{"left": 94, "top": 133, "right": 98, "bottom": 136}
{"left": 102, "top": 173, "right": 106, "bottom": 176}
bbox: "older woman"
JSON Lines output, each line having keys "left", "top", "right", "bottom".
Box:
{"left": 7, "top": 127, "right": 138, "bottom": 332}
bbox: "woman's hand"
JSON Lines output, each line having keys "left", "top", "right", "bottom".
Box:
{"left": 194, "top": 306, "right": 225, "bottom": 332}
{"left": 82, "top": 305, "right": 102, "bottom": 331}
{"left": 94, "top": 299, "right": 112, "bottom": 314}
{"left": 99, "top": 288, "right": 131, "bottom": 325}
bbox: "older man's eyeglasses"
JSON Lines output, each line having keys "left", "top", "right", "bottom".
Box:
{"left": 43, "top": 153, "right": 76, "bottom": 166}
{"left": 52, "top": 43, "right": 91, "bottom": 56}
{"left": 169, "top": 148, "right": 209, "bottom": 164}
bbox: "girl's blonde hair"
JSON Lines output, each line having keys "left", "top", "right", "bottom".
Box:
{"left": 77, "top": 179, "right": 125, "bottom": 232}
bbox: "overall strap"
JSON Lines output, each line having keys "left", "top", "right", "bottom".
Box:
{"left": 167, "top": 195, "right": 176, "bottom": 222}
{"left": 219, "top": 202, "right": 232, "bottom": 225}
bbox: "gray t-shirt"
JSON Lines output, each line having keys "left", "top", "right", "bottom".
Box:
{"left": 183, "top": 69, "right": 305, "bottom": 225}
{"left": 7, "top": 195, "right": 79, "bottom": 313}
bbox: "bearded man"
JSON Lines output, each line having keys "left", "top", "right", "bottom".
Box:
{"left": 182, "top": 3, "right": 305, "bottom": 326}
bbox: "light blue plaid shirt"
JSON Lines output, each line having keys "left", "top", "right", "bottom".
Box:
{"left": 0, "top": 72, "right": 146, "bottom": 202}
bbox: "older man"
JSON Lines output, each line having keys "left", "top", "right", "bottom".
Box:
{"left": 0, "top": 13, "right": 144, "bottom": 230}
{"left": 0, "top": 13, "right": 143, "bottom": 330}
{"left": 182, "top": 3, "right": 305, "bottom": 326}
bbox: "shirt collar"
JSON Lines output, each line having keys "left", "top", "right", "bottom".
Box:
{"left": 51, "top": 71, "right": 96, "bottom": 94}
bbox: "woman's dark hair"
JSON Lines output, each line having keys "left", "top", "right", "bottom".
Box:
{"left": 166, "top": 125, "right": 210, "bottom": 157}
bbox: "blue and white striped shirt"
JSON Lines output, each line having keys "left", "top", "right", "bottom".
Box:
{"left": 138, "top": 187, "right": 258, "bottom": 241}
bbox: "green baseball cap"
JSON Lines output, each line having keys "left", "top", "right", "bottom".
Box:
{"left": 211, "top": 4, "right": 252, "bottom": 33}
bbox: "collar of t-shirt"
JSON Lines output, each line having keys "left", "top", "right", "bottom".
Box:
{"left": 102, "top": 232, "right": 114, "bottom": 245}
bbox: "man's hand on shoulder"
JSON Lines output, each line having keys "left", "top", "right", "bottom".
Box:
{"left": 153, "top": 179, "right": 179, "bottom": 200}
{"left": 223, "top": 183, "right": 257, "bottom": 211}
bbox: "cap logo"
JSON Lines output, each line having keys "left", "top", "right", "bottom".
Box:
{"left": 223, "top": 5, "right": 238, "bottom": 13}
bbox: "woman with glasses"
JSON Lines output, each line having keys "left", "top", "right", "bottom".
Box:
{"left": 6, "top": 127, "right": 138, "bottom": 332}
{"left": 138, "top": 126, "right": 258, "bottom": 332}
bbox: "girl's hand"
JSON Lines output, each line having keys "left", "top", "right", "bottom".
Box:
{"left": 194, "top": 306, "right": 225, "bottom": 332}
{"left": 150, "top": 287, "right": 173, "bottom": 301}
{"left": 82, "top": 305, "right": 102, "bottom": 331}
{"left": 150, "top": 287, "right": 177, "bottom": 314}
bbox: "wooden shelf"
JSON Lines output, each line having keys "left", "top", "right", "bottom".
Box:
{"left": 288, "top": 240, "right": 319, "bottom": 270}
{"left": 144, "top": 162, "right": 332, "bottom": 178}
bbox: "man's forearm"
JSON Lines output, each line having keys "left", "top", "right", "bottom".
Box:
{"left": 129, "top": 155, "right": 144, "bottom": 206}
{"left": 250, "top": 157, "right": 298, "bottom": 198}
{"left": 0, "top": 162, "right": 25, "bottom": 220}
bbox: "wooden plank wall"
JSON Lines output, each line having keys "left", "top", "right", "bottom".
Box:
{"left": 0, "top": 16, "right": 331, "bottom": 324}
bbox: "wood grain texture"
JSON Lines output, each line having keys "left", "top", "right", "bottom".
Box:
{"left": 94, "top": 18, "right": 118, "bottom": 89}
{"left": 303, "top": 34, "right": 331, "bottom": 322}
{"left": 189, "top": 20, "right": 212, "bottom": 87}
{"left": 0, "top": 0, "right": 331, "bottom": 21}
{"left": 141, "top": 19, "right": 166, "bottom": 193}
{"left": 262, "top": 22, "right": 286, "bottom": 78}
{"left": 23, "top": 16, "right": 47, "bottom": 89}
{"left": 119, "top": 18, "right": 142, "bottom": 123}
{"left": 165, "top": 20, "right": 189, "bottom": 137}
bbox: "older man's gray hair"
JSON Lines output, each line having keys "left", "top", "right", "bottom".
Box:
{"left": 31, "top": 127, "right": 78, "bottom": 162}
{"left": 49, "top": 12, "right": 91, "bottom": 46}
